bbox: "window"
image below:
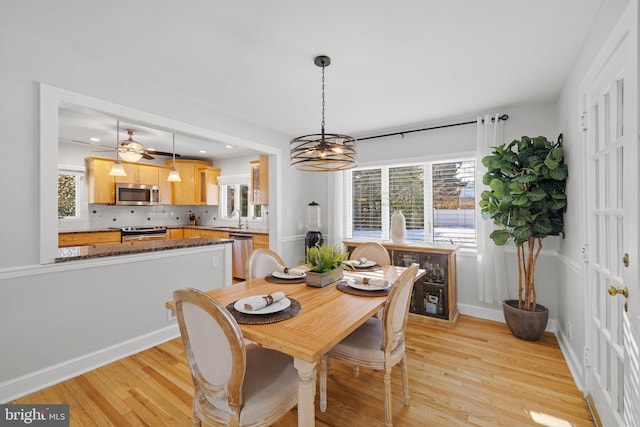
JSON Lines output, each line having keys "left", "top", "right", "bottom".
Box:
{"left": 219, "top": 175, "right": 263, "bottom": 221}
{"left": 57, "top": 167, "right": 84, "bottom": 221}
{"left": 348, "top": 159, "right": 476, "bottom": 247}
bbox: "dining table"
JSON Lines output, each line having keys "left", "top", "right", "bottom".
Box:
{"left": 166, "top": 264, "right": 425, "bottom": 427}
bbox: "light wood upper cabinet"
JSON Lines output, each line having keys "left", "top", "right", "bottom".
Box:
{"left": 86, "top": 157, "right": 116, "bottom": 204}
{"left": 200, "top": 167, "right": 221, "bottom": 205}
{"left": 115, "top": 162, "right": 159, "bottom": 185}
{"left": 250, "top": 154, "right": 269, "bottom": 205}
{"left": 157, "top": 166, "right": 173, "bottom": 205}
{"left": 166, "top": 159, "right": 218, "bottom": 205}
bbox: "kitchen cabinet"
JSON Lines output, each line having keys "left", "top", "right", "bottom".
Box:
{"left": 343, "top": 239, "right": 458, "bottom": 328}
{"left": 166, "top": 159, "right": 216, "bottom": 205}
{"left": 157, "top": 166, "right": 173, "bottom": 205}
{"left": 200, "top": 230, "right": 229, "bottom": 239}
{"left": 59, "top": 231, "right": 121, "bottom": 247}
{"left": 115, "top": 162, "right": 159, "bottom": 185}
{"left": 249, "top": 154, "right": 269, "bottom": 205}
{"left": 252, "top": 234, "right": 269, "bottom": 250}
{"left": 200, "top": 167, "right": 221, "bottom": 205}
{"left": 166, "top": 228, "right": 184, "bottom": 239}
{"left": 86, "top": 157, "right": 116, "bottom": 204}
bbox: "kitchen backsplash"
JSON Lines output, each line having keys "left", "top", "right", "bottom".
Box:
{"left": 58, "top": 204, "right": 268, "bottom": 231}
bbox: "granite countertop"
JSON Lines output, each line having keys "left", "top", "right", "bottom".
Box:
{"left": 55, "top": 237, "right": 232, "bottom": 262}
{"left": 59, "top": 226, "right": 269, "bottom": 235}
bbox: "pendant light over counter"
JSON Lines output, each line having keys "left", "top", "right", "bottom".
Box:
{"left": 167, "top": 133, "right": 181, "bottom": 182}
{"left": 108, "top": 120, "right": 127, "bottom": 176}
{"left": 290, "top": 55, "right": 357, "bottom": 172}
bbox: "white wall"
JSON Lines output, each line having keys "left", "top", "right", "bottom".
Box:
{"left": 0, "top": 30, "right": 313, "bottom": 401}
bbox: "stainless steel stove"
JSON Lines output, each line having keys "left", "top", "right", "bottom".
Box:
{"left": 112, "top": 226, "right": 167, "bottom": 242}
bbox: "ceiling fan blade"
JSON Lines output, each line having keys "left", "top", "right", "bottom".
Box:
{"left": 144, "top": 150, "right": 181, "bottom": 158}
{"left": 72, "top": 139, "right": 115, "bottom": 150}
{"left": 141, "top": 153, "right": 155, "bottom": 160}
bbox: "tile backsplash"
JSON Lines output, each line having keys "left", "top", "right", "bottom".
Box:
{"left": 58, "top": 204, "right": 268, "bottom": 231}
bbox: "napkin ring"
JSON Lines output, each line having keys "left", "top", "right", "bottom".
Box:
{"left": 262, "top": 295, "right": 274, "bottom": 305}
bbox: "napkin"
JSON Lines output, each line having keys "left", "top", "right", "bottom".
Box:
{"left": 275, "top": 265, "right": 306, "bottom": 276}
{"left": 353, "top": 276, "right": 389, "bottom": 288}
{"left": 347, "top": 257, "right": 369, "bottom": 266}
{"left": 243, "top": 291, "right": 286, "bottom": 311}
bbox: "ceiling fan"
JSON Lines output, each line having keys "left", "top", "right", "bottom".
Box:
{"left": 73, "top": 129, "right": 180, "bottom": 161}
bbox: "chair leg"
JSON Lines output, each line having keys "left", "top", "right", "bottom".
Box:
{"left": 400, "top": 355, "right": 410, "bottom": 406}
{"left": 192, "top": 401, "right": 201, "bottom": 427}
{"left": 383, "top": 366, "right": 393, "bottom": 427}
{"left": 320, "top": 356, "right": 328, "bottom": 413}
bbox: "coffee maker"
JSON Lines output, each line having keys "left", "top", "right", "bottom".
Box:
{"left": 305, "top": 201, "right": 323, "bottom": 259}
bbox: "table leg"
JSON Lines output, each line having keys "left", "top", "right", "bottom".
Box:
{"left": 294, "top": 358, "right": 317, "bottom": 427}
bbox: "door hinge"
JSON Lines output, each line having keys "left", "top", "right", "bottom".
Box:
{"left": 580, "top": 244, "right": 588, "bottom": 261}
{"left": 584, "top": 347, "right": 591, "bottom": 367}
{"left": 580, "top": 112, "right": 588, "bottom": 131}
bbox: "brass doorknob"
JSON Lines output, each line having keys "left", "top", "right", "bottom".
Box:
{"left": 608, "top": 285, "right": 629, "bottom": 298}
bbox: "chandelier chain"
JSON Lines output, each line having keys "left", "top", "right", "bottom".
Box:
{"left": 321, "top": 64, "right": 326, "bottom": 135}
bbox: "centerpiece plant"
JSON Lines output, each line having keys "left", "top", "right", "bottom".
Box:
{"left": 304, "top": 244, "right": 349, "bottom": 287}
{"left": 479, "top": 136, "right": 567, "bottom": 339}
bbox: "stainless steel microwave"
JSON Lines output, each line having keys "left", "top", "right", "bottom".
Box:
{"left": 115, "top": 183, "right": 160, "bottom": 206}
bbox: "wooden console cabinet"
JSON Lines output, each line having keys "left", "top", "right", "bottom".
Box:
{"left": 343, "top": 239, "right": 458, "bottom": 328}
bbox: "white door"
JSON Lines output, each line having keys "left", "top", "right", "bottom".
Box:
{"left": 583, "top": 3, "right": 640, "bottom": 426}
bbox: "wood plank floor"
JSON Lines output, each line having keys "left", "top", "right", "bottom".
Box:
{"left": 11, "top": 315, "right": 594, "bottom": 426}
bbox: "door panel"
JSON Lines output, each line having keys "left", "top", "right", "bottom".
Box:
{"left": 583, "top": 3, "right": 639, "bottom": 426}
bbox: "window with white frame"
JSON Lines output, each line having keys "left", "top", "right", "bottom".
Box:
{"left": 347, "top": 159, "right": 476, "bottom": 247}
{"left": 218, "top": 175, "right": 263, "bottom": 220}
{"left": 57, "top": 167, "right": 85, "bottom": 221}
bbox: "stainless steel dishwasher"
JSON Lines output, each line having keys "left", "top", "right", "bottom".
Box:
{"left": 229, "top": 233, "right": 253, "bottom": 280}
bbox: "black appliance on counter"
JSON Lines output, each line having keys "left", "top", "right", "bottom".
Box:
{"left": 305, "top": 201, "right": 323, "bottom": 260}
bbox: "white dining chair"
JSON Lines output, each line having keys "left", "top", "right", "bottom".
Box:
{"left": 173, "top": 288, "right": 298, "bottom": 426}
{"left": 319, "top": 263, "right": 419, "bottom": 427}
{"left": 349, "top": 241, "right": 391, "bottom": 266}
{"left": 246, "top": 248, "right": 286, "bottom": 280}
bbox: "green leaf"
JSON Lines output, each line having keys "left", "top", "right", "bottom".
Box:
{"left": 512, "top": 196, "right": 529, "bottom": 206}
{"left": 544, "top": 157, "right": 559, "bottom": 169}
{"left": 490, "top": 229, "right": 511, "bottom": 246}
{"left": 549, "top": 166, "right": 568, "bottom": 180}
{"left": 527, "top": 188, "right": 547, "bottom": 201}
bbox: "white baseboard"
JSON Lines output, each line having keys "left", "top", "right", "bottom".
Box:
{"left": 0, "top": 325, "right": 180, "bottom": 403}
{"left": 555, "top": 328, "right": 585, "bottom": 392}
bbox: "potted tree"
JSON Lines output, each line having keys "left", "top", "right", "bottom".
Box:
{"left": 479, "top": 135, "right": 567, "bottom": 341}
{"left": 305, "top": 244, "right": 349, "bottom": 287}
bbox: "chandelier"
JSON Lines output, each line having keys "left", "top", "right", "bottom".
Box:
{"left": 290, "top": 55, "right": 357, "bottom": 172}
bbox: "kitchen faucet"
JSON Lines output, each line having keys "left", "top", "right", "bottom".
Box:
{"left": 232, "top": 209, "right": 248, "bottom": 228}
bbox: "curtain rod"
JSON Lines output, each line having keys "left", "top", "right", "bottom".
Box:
{"left": 356, "top": 114, "right": 509, "bottom": 142}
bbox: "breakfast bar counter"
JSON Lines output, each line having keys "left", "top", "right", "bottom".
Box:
{"left": 55, "top": 237, "right": 232, "bottom": 262}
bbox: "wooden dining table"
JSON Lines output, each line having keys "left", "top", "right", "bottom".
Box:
{"left": 166, "top": 264, "right": 424, "bottom": 427}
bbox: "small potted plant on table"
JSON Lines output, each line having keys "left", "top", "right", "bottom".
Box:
{"left": 305, "top": 244, "right": 349, "bottom": 287}
{"left": 479, "top": 135, "right": 567, "bottom": 341}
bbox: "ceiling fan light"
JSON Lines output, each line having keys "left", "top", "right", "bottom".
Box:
{"left": 109, "top": 160, "right": 127, "bottom": 176}
{"left": 167, "top": 167, "right": 181, "bottom": 182}
{"left": 119, "top": 151, "right": 143, "bottom": 162}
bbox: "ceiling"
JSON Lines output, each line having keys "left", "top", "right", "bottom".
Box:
{"left": 2, "top": 1, "right": 603, "bottom": 160}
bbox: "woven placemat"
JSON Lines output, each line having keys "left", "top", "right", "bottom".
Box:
{"left": 337, "top": 280, "right": 390, "bottom": 296}
{"left": 226, "top": 298, "right": 302, "bottom": 324}
{"left": 265, "top": 274, "right": 306, "bottom": 284}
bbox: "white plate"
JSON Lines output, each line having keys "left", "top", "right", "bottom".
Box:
{"left": 272, "top": 270, "right": 306, "bottom": 279}
{"left": 347, "top": 278, "right": 391, "bottom": 291}
{"left": 234, "top": 296, "right": 292, "bottom": 315}
{"left": 346, "top": 260, "right": 377, "bottom": 268}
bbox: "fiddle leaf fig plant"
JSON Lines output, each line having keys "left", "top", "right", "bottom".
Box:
{"left": 479, "top": 136, "right": 567, "bottom": 311}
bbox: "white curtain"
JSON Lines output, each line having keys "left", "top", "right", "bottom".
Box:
{"left": 475, "top": 114, "right": 509, "bottom": 304}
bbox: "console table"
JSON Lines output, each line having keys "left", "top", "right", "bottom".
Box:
{"left": 343, "top": 239, "right": 458, "bottom": 328}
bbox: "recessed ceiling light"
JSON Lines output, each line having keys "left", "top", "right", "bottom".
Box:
{"left": 199, "top": 150, "right": 207, "bottom": 154}
{"left": 225, "top": 145, "right": 233, "bottom": 149}
{"left": 147, "top": 148, "right": 157, "bottom": 151}
{"left": 89, "top": 137, "right": 100, "bottom": 142}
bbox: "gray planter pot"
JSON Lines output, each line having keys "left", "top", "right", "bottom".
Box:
{"left": 502, "top": 299, "right": 549, "bottom": 341}
{"left": 305, "top": 267, "right": 344, "bottom": 288}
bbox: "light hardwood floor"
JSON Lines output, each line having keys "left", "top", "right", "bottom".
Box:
{"left": 11, "top": 315, "right": 594, "bottom": 426}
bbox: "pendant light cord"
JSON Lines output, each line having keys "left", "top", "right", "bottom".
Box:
{"left": 321, "top": 63, "right": 325, "bottom": 138}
